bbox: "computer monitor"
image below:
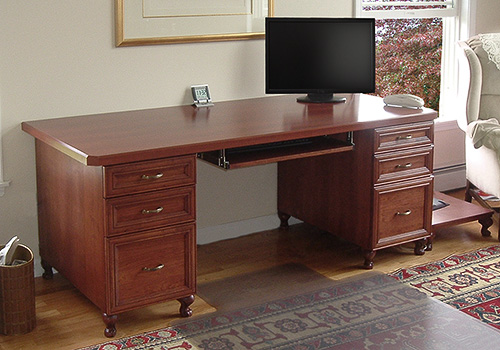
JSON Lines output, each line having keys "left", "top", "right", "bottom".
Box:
{"left": 265, "top": 17, "right": 376, "bottom": 103}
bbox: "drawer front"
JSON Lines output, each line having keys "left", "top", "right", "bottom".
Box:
{"left": 104, "top": 155, "right": 196, "bottom": 198}
{"left": 108, "top": 224, "right": 196, "bottom": 313}
{"left": 106, "top": 187, "right": 195, "bottom": 236}
{"left": 375, "top": 122, "right": 433, "bottom": 153}
{"left": 374, "top": 177, "right": 433, "bottom": 248}
{"left": 374, "top": 146, "right": 433, "bottom": 184}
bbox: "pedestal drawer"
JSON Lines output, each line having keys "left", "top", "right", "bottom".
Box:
{"left": 106, "top": 186, "right": 195, "bottom": 236}
{"left": 374, "top": 146, "right": 433, "bottom": 184}
{"left": 374, "top": 122, "right": 433, "bottom": 153}
{"left": 108, "top": 224, "right": 196, "bottom": 313}
{"left": 104, "top": 155, "right": 196, "bottom": 198}
{"left": 374, "top": 177, "right": 433, "bottom": 247}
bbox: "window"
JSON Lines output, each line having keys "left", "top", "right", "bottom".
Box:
{"left": 356, "top": 0, "right": 470, "bottom": 120}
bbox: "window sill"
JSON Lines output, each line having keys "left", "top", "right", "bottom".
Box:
{"left": 434, "top": 118, "right": 460, "bottom": 132}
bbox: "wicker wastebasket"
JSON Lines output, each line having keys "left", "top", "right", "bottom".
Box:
{"left": 0, "top": 244, "right": 36, "bottom": 335}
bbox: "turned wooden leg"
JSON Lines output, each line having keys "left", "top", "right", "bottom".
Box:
{"left": 426, "top": 233, "right": 435, "bottom": 251}
{"left": 479, "top": 216, "right": 493, "bottom": 237}
{"left": 278, "top": 211, "right": 291, "bottom": 229}
{"left": 363, "top": 250, "right": 376, "bottom": 269}
{"left": 178, "top": 295, "right": 195, "bottom": 318}
{"left": 103, "top": 313, "right": 117, "bottom": 338}
{"left": 41, "top": 259, "right": 54, "bottom": 280}
{"left": 464, "top": 180, "right": 473, "bottom": 203}
{"left": 414, "top": 239, "right": 426, "bottom": 255}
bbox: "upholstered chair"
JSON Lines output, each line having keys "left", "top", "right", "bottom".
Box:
{"left": 458, "top": 34, "right": 500, "bottom": 238}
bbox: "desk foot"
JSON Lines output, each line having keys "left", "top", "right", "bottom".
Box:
{"left": 41, "top": 259, "right": 54, "bottom": 280}
{"left": 426, "top": 233, "right": 435, "bottom": 251}
{"left": 103, "top": 313, "right": 117, "bottom": 338}
{"left": 479, "top": 216, "right": 493, "bottom": 237}
{"left": 414, "top": 239, "right": 426, "bottom": 255}
{"left": 363, "top": 250, "right": 376, "bottom": 269}
{"left": 178, "top": 295, "right": 195, "bottom": 317}
{"left": 278, "top": 212, "right": 290, "bottom": 229}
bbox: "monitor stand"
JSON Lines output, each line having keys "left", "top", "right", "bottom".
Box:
{"left": 297, "top": 93, "right": 346, "bottom": 104}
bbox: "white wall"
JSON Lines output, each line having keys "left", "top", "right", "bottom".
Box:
{"left": 1, "top": 0, "right": 498, "bottom": 276}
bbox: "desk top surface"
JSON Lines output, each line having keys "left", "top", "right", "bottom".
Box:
{"left": 22, "top": 94, "right": 437, "bottom": 166}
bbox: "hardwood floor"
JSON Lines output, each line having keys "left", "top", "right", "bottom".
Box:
{"left": 1, "top": 190, "right": 498, "bottom": 350}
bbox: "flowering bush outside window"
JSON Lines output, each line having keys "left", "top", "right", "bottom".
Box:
{"left": 375, "top": 18, "right": 443, "bottom": 111}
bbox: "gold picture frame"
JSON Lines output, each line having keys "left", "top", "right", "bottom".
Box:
{"left": 115, "top": 0, "right": 275, "bottom": 47}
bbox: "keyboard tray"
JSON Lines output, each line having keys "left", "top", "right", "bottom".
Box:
{"left": 198, "top": 134, "right": 354, "bottom": 169}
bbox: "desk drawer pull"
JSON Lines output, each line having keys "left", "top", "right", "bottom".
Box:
{"left": 396, "top": 210, "right": 412, "bottom": 216}
{"left": 142, "top": 264, "right": 165, "bottom": 272}
{"left": 396, "top": 135, "right": 413, "bottom": 140}
{"left": 142, "top": 207, "right": 163, "bottom": 215}
{"left": 396, "top": 163, "right": 413, "bottom": 169}
{"left": 141, "top": 173, "right": 164, "bottom": 180}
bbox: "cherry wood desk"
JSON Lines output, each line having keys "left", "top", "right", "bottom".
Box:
{"left": 22, "top": 94, "right": 437, "bottom": 336}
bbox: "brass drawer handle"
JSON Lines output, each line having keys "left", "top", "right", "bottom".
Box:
{"left": 142, "top": 206, "right": 163, "bottom": 214}
{"left": 143, "top": 264, "right": 165, "bottom": 272}
{"left": 141, "top": 173, "right": 164, "bottom": 180}
{"left": 396, "top": 210, "right": 412, "bottom": 216}
{"left": 396, "top": 135, "right": 412, "bottom": 140}
{"left": 396, "top": 163, "right": 412, "bottom": 169}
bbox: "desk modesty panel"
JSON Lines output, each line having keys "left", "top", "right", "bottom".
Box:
{"left": 22, "top": 94, "right": 438, "bottom": 337}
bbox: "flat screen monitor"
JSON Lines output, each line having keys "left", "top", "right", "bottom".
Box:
{"left": 265, "top": 17, "right": 375, "bottom": 103}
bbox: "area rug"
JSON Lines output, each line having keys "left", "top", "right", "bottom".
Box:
{"left": 388, "top": 244, "right": 500, "bottom": 329}
{"left": 80, "top": 271, "right": 500, "bottom": 350}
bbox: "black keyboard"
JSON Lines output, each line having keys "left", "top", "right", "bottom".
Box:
{"left": 225, "top": 138, "right": 314, "bottom": 155}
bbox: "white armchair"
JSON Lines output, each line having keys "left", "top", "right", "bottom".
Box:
{"left": 458, "top": 34, "right": 500, "bottom": 239}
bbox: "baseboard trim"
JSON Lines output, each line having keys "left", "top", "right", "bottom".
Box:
{"left": 197, "top": 215, "right": 302, "bottom": 245}
{"left": 434, "top": 164, "right": 466, "bottom": 192}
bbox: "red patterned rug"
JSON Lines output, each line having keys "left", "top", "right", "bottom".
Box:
{"left": 80, "top": 271, "right": 500, "bottom": 350}
{"left": 388, "top": 244, "right": 500, "bottom": 330}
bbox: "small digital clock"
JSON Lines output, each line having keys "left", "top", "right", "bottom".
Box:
{"left": 191, "top": 84, "right": 214, "bottom": 107}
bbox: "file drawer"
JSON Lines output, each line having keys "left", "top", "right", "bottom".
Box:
{"left": 373, "top": 177, "right": 433, "bottom": 247}
{"left": 108, "top": 224, "right": 196, "bottom": 313}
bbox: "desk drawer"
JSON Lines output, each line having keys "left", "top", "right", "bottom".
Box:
{"left": 104, "top": 156, "right": 196, "bottom": 198}
{"left": 374, "top": 177, "right": 432, "bottom": 247}
{"left": 374, "top": 146, "right": 433, "bottom": 184}
{"left": 106, "top": 187, "right": 195, "bottom": 236}
{"left": 108, "top": 224, "right": 196, "bottom": 312}
{"left": 375, "top": 122, "right": 433, "bottom": 153}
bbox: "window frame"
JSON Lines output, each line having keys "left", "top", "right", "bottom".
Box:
{"left": 356, "top": 1, "right": 457, "bottom": 19}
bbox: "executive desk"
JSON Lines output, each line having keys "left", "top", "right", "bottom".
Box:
{"left": 22, "top": 94, "right": 437, "bottom": 336}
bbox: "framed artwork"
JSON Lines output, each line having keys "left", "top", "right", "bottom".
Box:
{"left": 115, "top": 0, "right": 275, "bottom": 46}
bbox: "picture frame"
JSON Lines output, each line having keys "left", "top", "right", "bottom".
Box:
{"left": 115, "top": 0, "right": 275, "bottom": 47}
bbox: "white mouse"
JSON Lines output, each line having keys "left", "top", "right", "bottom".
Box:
{"left": 383, "top": 94, "right": 424, "bottom": 109}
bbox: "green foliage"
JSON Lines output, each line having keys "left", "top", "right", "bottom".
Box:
{"left": 374, "top": 18, "right": 443, "bottom": 111}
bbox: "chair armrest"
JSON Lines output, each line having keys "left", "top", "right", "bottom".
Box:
{"left": 457, "top": 41, "right": 482, "bottom": 132}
